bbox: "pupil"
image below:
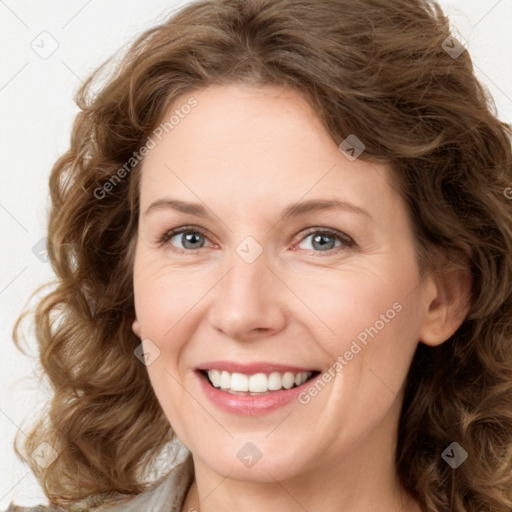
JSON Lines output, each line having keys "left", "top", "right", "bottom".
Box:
{"left": 313, "top": 234, "right": 334, "bottom": 251}
{"left": 183, "top": 232, "right": 203, "bottom": 248}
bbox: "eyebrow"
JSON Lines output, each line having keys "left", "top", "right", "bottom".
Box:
{"left": 143, "top": 198, "right": 372, "bottom": 220}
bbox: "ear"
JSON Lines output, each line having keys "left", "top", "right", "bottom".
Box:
{"left": 132, "top": 318, "right": 141, "bottom": 338}
{"left": 419, "top": 266, "right": 472, "bottom": 346}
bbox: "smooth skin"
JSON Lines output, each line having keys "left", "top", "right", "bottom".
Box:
{"left": 131, "top": 84, "right": 471, "bottom": 512}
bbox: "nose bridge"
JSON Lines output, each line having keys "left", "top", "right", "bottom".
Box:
{"left": 207, "top": 242, "right": 286, "bottom": 339}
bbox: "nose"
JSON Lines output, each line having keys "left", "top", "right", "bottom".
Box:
{"left": 206, "top": 248, "right": 288, "bottom": 341}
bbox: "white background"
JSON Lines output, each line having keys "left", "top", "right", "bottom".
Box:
{"left": 1, "top": 0, "right": 511, "bottom": 507}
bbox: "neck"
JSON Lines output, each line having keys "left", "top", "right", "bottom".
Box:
{"left": 183, "top": 470, "right": 420, "bottom": 512}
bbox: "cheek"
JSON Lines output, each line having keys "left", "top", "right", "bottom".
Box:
{"left": 133, "top": 261, "right": 215, "bottom": 337}
{"left": 288, "top": 262, "right": 417, "bottom": 356}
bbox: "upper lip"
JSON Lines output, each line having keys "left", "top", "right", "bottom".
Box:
{"left": 196, "top": 361, "right": 320, "bottom": 374}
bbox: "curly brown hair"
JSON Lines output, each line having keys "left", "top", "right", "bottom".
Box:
{"left": 12, "top": 0, "right": 512, "bottom": 510}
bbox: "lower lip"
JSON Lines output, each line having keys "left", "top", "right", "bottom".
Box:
{"left": 196, "top": 371, "right": 318, "bottom": 416}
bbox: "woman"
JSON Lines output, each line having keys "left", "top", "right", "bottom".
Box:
{"left": 8, "top": 0, "right": 512, "bottom": 510}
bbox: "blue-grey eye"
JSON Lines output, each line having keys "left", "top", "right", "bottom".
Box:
{"left": 298, "top": 232, "right": 342, "bottom": 251}
{"left": 170, "top": 231, "right": 206, "bottom": 249}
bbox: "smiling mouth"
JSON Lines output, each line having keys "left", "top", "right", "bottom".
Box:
{"left": 199, "top": 369, "right": 321, "bottom": 395}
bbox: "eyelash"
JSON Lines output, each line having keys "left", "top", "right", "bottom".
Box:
{"left": 158, "top": 225, "right": 356, "bottom": 256}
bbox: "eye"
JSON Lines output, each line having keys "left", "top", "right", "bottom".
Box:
{"left": 295, "top": 228, "right": 355, "bottom": 254}
{"left": 159, "top": 226, "right": 213, "bottom": 252}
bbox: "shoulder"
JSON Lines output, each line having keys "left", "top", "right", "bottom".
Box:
{"left": 3, "top": 506, "right": 90, "bottom": 512}
{"left": 100, "top": 453, "right": 194, "bottom": 512}
{"left": 3, "top": 454, "right": 194, "bottom": 512}
{"left": 3, "top": 507, "right": 64, "bottom": 512}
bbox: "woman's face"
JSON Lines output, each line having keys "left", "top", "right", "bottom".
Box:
{"left": 131, "top": 84, "right": 434, "bottom": 483}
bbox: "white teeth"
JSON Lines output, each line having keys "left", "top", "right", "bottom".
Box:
{"left": 268, "top": 372, "right": 282, "bottom": 391}
{"left": 208, "top": 369, "right": 220, "bottom": 387}
{"left": 206, "top": 369, "right": 313, "bottom": 393}
{"left": 219, "top": 370, "right": 231, "bottom": 389}
{"left": 230, "top": 372, "right": 249, "bottom": 392}
{"left": 282, "top": 372, "right": 295, "bottom": 389}
{"left": 248, "top": 373, "right": 267, "bottom": 392}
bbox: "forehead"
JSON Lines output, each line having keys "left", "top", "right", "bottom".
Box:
{"left": 138, "top": 84, "right": 400, "bottom": 221}
{"left": 145, "top": 83, "right": 332, "bottom": 164}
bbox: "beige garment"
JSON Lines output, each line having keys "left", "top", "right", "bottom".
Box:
{"left": 4, "top": 454, "right": 194, "bottom": 512}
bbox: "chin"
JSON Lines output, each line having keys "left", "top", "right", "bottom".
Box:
{"left": 191, "top": 436, "right": 313, "bottom": 483}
